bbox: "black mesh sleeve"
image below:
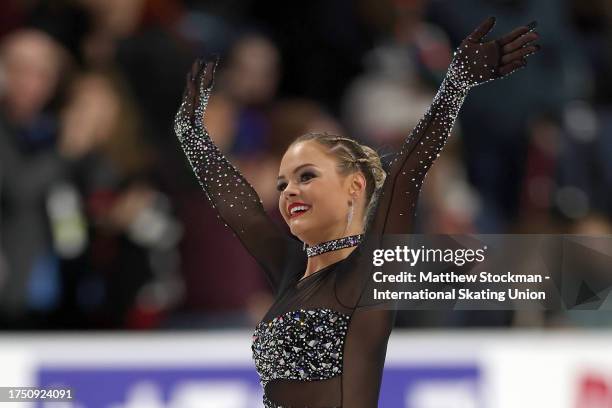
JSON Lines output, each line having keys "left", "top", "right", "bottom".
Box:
{"left": 339, "top": 17, "right": 541, "bottom": 301}
{"left": 174, "top": 58, "right": 290, "bottom": 292}
{"left": 338, "top": 17, "right": 541, "bottom": 407}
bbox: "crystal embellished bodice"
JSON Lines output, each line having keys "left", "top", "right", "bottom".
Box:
{"left": 251, "top": 308, "right": 350, "bottom": 391}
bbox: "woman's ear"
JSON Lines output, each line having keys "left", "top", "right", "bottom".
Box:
{"left": 348, "top": 172, "right": 367, "bottom": 198}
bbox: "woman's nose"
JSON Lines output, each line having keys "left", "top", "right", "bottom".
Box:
{"left": 283, "top": 182, "right": 299, "bottom": 198}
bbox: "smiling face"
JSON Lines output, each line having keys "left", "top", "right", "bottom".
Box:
{"left": 277, "top": 140, "right": 365, "bottom": 244}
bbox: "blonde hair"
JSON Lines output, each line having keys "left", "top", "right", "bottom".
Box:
{"left": 291, "top": 132, "right": 386, "bottom": 223}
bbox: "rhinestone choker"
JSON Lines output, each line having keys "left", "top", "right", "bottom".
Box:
{"left": 305, "top": 234, "right": 364, "bottom": 258}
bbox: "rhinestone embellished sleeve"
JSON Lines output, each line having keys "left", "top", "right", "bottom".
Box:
{"left": 371, "top": 17, "right": 538, "bottom": 235}
{"left": 371, "top": 75, "right": 469, "bottom": 234}
{"left": 336, "top": 19, "right": 540, "bottom": 407}
{"left": 174, "top": 58, "right": 289, "bottom": 290}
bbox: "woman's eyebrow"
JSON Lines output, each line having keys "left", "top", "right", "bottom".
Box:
{"left": 277, "top": 163, "right": 316, "bottom": 180}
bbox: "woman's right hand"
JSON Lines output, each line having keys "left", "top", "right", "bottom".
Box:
{"left": 174, "top": 56, "right": 219, "bottom": 141}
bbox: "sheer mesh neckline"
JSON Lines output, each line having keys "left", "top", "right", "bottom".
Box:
{"left": 297, "top": 259, "right": 342, "bottom": 285}
{"left": 296, "top": 245, "right": 361, "bottom": 288}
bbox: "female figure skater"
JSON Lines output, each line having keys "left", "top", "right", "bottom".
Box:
{"left": 175, "top": 16, "right": 540, "bottom": 408}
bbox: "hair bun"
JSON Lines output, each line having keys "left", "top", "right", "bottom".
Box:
{"left": 358, "top": 145, "right": 386, "bottom": 191}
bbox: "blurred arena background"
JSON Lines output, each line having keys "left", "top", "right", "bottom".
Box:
{"left": 0, "top": 0, "right": 611, "bottom": 406}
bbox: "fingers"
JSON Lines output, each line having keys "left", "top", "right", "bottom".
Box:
{"left": 185, "top": 56, "right": 218, "bottom": 94}
{"left": 181, "top": 57, "right": 219, "bottom": 124}
{"left": 497, "top": 27, "right": 528, "bottom": 46}
{"left": 494, "top": 19, "right": 540, "bottom": 75}
{"left": 502, "top": 31, "right": 539, "bottom": 53}
{"left": 190, "top": 59, "right": 202, "bottom": 81}
{"left": 501, "top": 44, "right": 540, "bottom": 64}
{"left": 498, "top": 58, "right": 526, "bottom": 76}
{"left": 198, "top": 56, "right": 219, "bottom": 92}
{"left": 184, "top": 59, "right": 203, "bottom": 93}
{"left": 497, "top": 20, "right": 536, "bottom": 46}
{"left": 468, "top": 16, "right": 496, "bottom": 42}
{"left": 182, "top": 60, "right": 203, "bottom": 117}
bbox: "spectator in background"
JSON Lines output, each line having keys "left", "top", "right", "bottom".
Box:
{"left": 516, "top": 113, "right": 563, "bottom": 232}
{"left": 78, "top": 0, "right": 197, "bottom": 200}
{"left": 268, "top": 99, "right": 344, "bottom": 160}
{"left": 215, "top": 33, "right": 281, "bottom": 155}
{"left": 55, "top": 72, "right": 183, "bottom": 329}
{"left": 0, "top": 28, "right": 72, "bottom": 325}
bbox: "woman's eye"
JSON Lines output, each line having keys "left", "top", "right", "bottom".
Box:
{"left": 277, "top": 172, "right": 315, "bottom": 191}
{"left": 300, "top": 172, "right": 316, "bottom": 182}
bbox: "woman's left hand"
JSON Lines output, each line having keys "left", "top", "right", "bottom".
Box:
{"left": 447, "top": 16, "right": 541, "bottom": 89}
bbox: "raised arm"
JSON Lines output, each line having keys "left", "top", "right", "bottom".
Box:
{"left": 337, "top": 21, "right": 541, "bottom": 405}
{"left": 174, "top": 58, "right": 290, "bottom": 291}
{"left": 371, "top": 17, "right": 540, "bottom": 235}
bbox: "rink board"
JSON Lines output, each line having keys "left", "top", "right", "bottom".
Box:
{"left": 0, "top": 331, "right": 611, "bottom": 407}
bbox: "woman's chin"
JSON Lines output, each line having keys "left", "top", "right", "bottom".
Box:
{"left": 289, "top": 218, "right": 311, "bottom": 239}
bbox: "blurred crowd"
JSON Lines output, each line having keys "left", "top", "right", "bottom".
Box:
{"left": 0, "top": 0, "right": 610, "bottom": 330}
